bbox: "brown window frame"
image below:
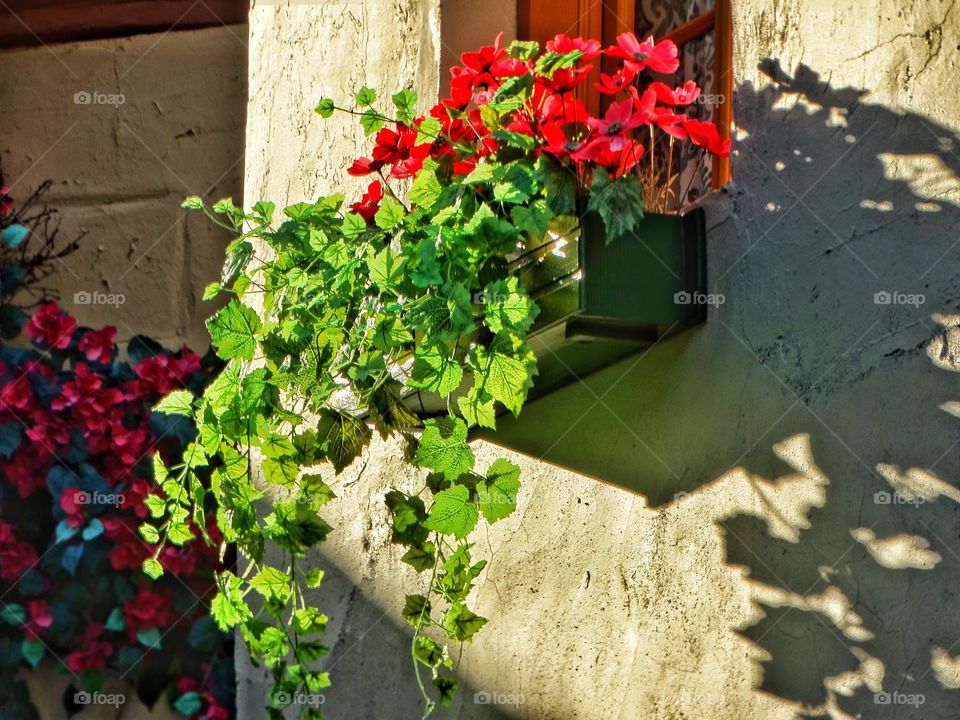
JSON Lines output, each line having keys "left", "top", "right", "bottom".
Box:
{"left": 518, "top": 0, "right": 733, "bottom": 188}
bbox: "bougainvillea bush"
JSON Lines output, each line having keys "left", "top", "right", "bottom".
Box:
{"left": 151, "top": 32, "right": 730, "bottom": 718}
{"left": 0, "top": 303, "right": 233, "bottom": 720}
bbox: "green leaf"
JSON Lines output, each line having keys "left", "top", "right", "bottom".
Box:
{"left": 314, "top": 98, "right": 335, "bottom": 117}
{"left": 414, "top": 417, "right": 474, "bottom": 481}
{"left": 181, "top": 196, "right": 203, "bottom": 209}
{"left": 415, "top": 117, "right": 442, "bottom": 145}
{"left": 342, "top": 212, "right": 367, "bottom": 239}
{"left": 356, "top": 86, "right": 377, "bottom": 106}
{"left": 491, "top": 129, "right": 537, "bottom": 150}
{"left": 105, "top": 607, "right": 125, "bottom": 632}
{"left": 174, "top": 691, "right": 203, "bottom": 717}
{"left": 511, "top": 201, "right": 551, "bottom": 238}
{"left": 20, "top": 640, "right": 43, "bottom": 668}
{"left": 138, "top": 524, "right": 160, "bottom": 544}
{"left": 374, "top": 196, "right": 406, "bottom": 230}
{"left": 292, "top": 607, "right": 327, "bottom": 634}
{"left": 407, "top": 166, "right": 442, "bottom": 208}
{"left": 392, "top": 89, "right": 418, "bottom": 124}
{"left": 143, "top": 557, "right": 164, "bottom": 579}
{"left": 207, "top": 300, "right": 261, "bottom": 361}
{"left": 211, "top": 576, "right": 252, "bottom": 631}
{"left": 587, "top": 168, "right": 646, "bottom": 244}
{"left": 401, "top": 544, "right": 435, "bottom": 572}
{"left": 472, "top": 346, "right": 531, "bottom": 415}
{"left": 402, "top": 594, "right": 431, "bottom": 627}
{"left": 534, "top": 49, "right": 584, "bottom": 78}
{"left": 507, "top": 39, "right": 540, "bottom": 60}
{"left": 482, "top": 277, "right": 539, "bottom": 335}
{"left": 250, "top": 566, "right": 292, "bottom": 604}
{"left": 534, "top": 155, "right": 577, "bottom": 215}
{"left": 458, "top": 387, "right": 497, "bottom": 429}
{"left": 137, "top": 627, "right": 162, "bottom": 650}
{"left": 433, "top": 674, "right": 458, "bottom": 706}
{"left": 423, "top": 485, "right": 478, "bottom": 539}
{"left": 305, "top": 568, "right": 324, "bottom": 589}
{"left": 360, "top": 108, "right": 384, "bottom": 135}
{"left": 154, "top": 390, "right": 194, "bottom": 417}
{"left": 0, "top": 604, "right": 25, "bottom": 625}
{"left": 315, "top": 409, "right": 372, "bottom": 473}
{"left": 409, "top": 345, "right": 463, "bottom": 397}
{"left": 443, "top": 603, "right": 487, "bottom": 641}
{"left": 367, "top": 246, "right": 407, "bottom": 292}
{"left": 477, "top": 459, "right": 520, "bottom": 522}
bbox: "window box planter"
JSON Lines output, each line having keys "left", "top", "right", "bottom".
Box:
{"left": 513, "top": 207, "right": 707, "bottom": 401}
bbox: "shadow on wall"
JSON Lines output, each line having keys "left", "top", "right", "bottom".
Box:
{"left": 486, "top": 61, "right": 960, "bottom": 717}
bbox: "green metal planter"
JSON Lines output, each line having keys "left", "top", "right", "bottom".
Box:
{"left": 513, "top": 208, "right": 707, "bottom": 400}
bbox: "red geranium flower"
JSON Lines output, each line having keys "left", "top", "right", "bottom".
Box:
{"left": 25, "top": 599, "right": 53, "bottom": 638}
{"left": 78, "top": 326, "right": 117, "bottom": 363}
{"left": 24, "top": 302, "right": 76, "bottom": 350}
{"left": 350, "top": 180, "right": 383, "bottom": 223}
{"left": 0, "top": 521, "right": 39, "bottom": 581}
{"left": 366, "top": 126, "right": 431, "bottom": 179}
{"left": 67, "top": 624, "right": 112, "bottom": 672}
{"left": 607, "top": 33, "right": 679, "bottom": 75}
{"left": 123, "top": 586, "right": 173, "bottom": 640}
{"left": 59, "top": 487, "right": 87, "bottom": 528}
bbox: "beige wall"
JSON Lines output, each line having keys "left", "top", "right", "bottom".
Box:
{"left": 0, "top": 24, "right": 247, "bottom": 351}
{"left": 239, "top": 1, "right": 960, "bottom": 719}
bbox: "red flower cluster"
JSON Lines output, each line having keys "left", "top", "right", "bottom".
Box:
{"left": 0, "top": 303, "right": 230, "bottom": 714}
{"left": 345, "top": 31, "right": 730, "bottom": 208}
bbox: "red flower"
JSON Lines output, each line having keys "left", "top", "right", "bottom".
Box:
{"left": 0, "top": 175, "right": 12, "bottom": 219}
{"left": 539, "top": 35, "right": 601, "bottom": 91}
{"left": 25, "top": 599, "right": 53, "bottom": 638}
{"left": 78, "top": 326, "right": 117, "bottom": 363}
{"left": 123, "top": 586, "right": 173, "bottom": 640}
{"left": 0, "top": 521, "right": 39, "bottom": 581}
{"left": 649, "top": 80, "right": 701, "bottom": 106}
{"left": 355, "top": 126, "right": 430, "bottom": 180}
{"left": 607, "top": 33, "right": 679, "bottom": 75}
{"left": 59, "top": 487, "right": 87, "bottom": 528}
{"left": 595, "top": 68, "right": 637, "bottom": 95}
{"left": 546, "top": 34, "right": 601, "bottom": 59}
{"left": 683, "top": 119, "right": 731, "bottom": 156}
{"left": 67, "top": 624, "right": 112, "bottom": 672}
{"left": 631, "top": 87, "right": 687, "bottom": 138}
{"left": 350, "top": 180, "right": 383, "bottom": 223}
{"left": 0, "top": 374, "right": 35, "bottom": 412}
{"left": 24, "top": 302, "right": 76, "bottom": 350}
{"left": 592, "top": 139, "right": 646, "bottom": 178}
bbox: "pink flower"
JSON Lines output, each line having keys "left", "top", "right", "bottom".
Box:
{"left": 24, "top": 302, "right": 76, "bottom": 350}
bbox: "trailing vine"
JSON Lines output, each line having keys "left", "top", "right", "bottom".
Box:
{"left": 142, "top": 32, "right": 728, "bottom": 717}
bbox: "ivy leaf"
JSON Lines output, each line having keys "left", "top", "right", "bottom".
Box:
{"left": 458, "top": 387, "right": 497, "bottom": 430}
{"left": 315, "top": 409, "right": 372, "bottom": 473}
{"left": 356, "top": 86, "right": 377, "bottom": 106}
{"left": 472, "top": 346, "right": 531, "bottom": 415}
{"left": 154, "top": 390, "right": 194, "bottom": 417}
{"left": 342, "top": 212, "right": 367, "bottom": 239}
{"left": 483, "top": 277, "right": 539, "bottom": 335}
{"left": 181, "top": 196, "right": 203, "bottom": 209}
{"left": 401, "top": 594, "right": 431, "bottom": 627}
{"left": 360, "top": 109, "right": 384, "bottom": 135}
{"left": 250, "top": 566, "right": 292, "bottom": 604}
{"left": 207, "top": 300, "right": 261, "bottom": 361}
{"left": 414, "top": 417, "right": 474, "bottom": 481}
{"left": 139, "top": 524, "right": 160, "bottom": 544}
{"left": 305, "top": 568, "right": 324, "bottom": 589}
{"left": 407, "top": 166, "right": 442, "bottom": 208}
{"left": 409, "top": 345, "right": 463, "bottom": 397}
{"left": 374, "top": 196, "right": 406, "bottom": 230}
{"left": 367, "top": 246, "right": 407, "bottom": 293}
{"left": 534, "top": 155, "right": 577, "bottom": 215}
{"left": 587, "top": 168, "right": 646, "bottom": 244}
{"left": 401, "top": 543, "right": 435, "bottom": 572}
{"left": 143, "top": 557, "right": 163, "bottom": 579}
{"left": 433, "top": 675, "right": 458, "bottom": 706}
{"left": 423, "top": 485, "right": 478, "bottom": 539}
{"left": 443, "top": 603, "right": 487, "bottom": 641}
{"left": 314, "top": 98, "right": 335, "bottom": 117}
{"left": 511, "top": 201, "right": 551, "bottom": 239}
{"left": 211, "top": 575, "right": 252, "bottom": 631}
{"left": 105, "top": 607, "right": 126, "bottom": 632}
{"left": 392, "top": 89, "right": 418, "bottom": 124}
{"left": 477, "top": 459, "right": 520, "bottom": 522}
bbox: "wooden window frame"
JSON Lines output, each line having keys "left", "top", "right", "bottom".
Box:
{"left": 518, "top": 0, "right": 733, "bottom": 188}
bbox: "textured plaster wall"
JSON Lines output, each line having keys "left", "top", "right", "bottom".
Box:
{"left": 240, "top": 1, "right": 960, "bottom": 719}
{"left": 0, "top": 25, "right": 247, "bottom": 350}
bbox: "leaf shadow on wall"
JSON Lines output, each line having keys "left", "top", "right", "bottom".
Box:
{"left": 716, "top": 61, "right": 960, "bottom": 719}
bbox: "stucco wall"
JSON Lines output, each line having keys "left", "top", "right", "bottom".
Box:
{"left": 239, "top": 1, "right": 960, "bottom": 719}
{"left": 0, "top": 24, "right": 247, "bottom": 350}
